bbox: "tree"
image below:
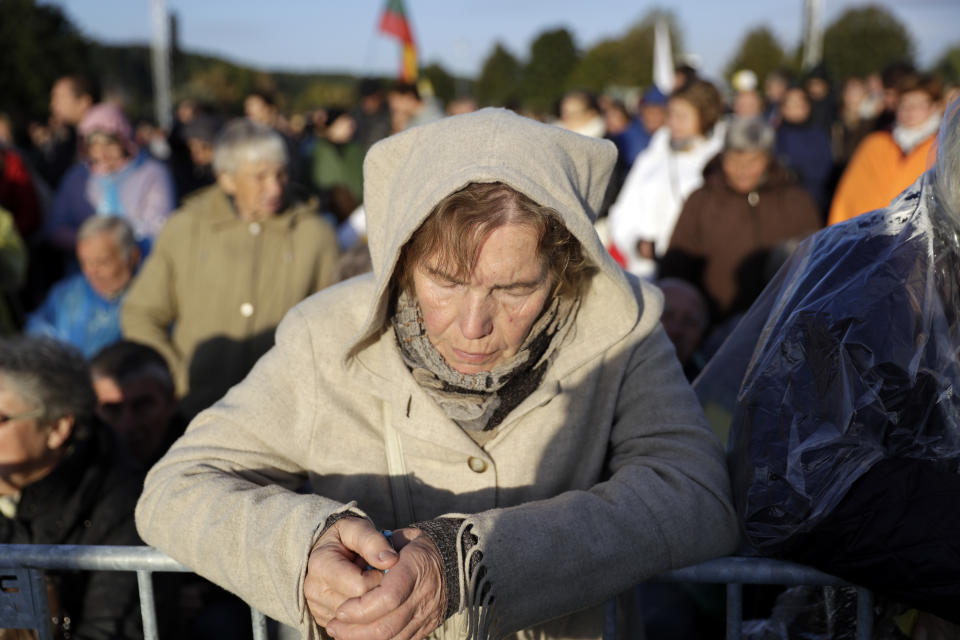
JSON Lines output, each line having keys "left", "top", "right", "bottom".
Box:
{"left": 521, "top": 28, "right": 579, "bottom": 114}
{"left": 0, "top": 0, "right": 92, "bottom": 129}
{"left": 566, "top": 9, "right": 682, "bottom": 94}
{"left": 421, "top": 63, "right": 456, "bottom": 106}
{"left": 725, "top": 27, "right": 785, "bottom": 86}
{"left": 822, "top": 6, "right": 914, "bottom": 80}
{"left": 475, "top": 43, "right": 522, "bottom": 108}
{"left": 934, "top": 44, "right": 960, "bottom": 84}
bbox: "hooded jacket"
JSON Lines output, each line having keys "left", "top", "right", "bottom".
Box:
{"left": 135, "top": 109, "right": 737, "bottom": 639}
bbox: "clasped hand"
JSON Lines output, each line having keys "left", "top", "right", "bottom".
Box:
{"left": 305, "top": 517, "right": 445, "bottom": 640}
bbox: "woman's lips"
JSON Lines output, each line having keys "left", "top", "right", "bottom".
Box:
{"left": 452, "top": 348, "right": 495, "bottom": 363}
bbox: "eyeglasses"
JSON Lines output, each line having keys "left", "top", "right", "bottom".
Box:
{"left": 0, "top": 408, "right": 44, "bottom": 425}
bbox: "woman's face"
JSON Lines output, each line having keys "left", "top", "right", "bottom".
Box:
{"left": 722, "top": 150, "right": 770, "bottom": 194}
{"left": 0, "top": 374, "right": 65, "bottom": 495}
{"left": 86, "top": 133, "right": 128, "bottom": 174}
{"left": 667, "top": 98, "right": 702, "bottom": 142}
{"left": 897, "top": 90, "right": 938, "bottom": 130}
{"left": 412, "top": 223, "right": 553, "bottom": 375}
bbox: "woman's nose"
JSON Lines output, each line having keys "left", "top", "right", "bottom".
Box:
{"left": 458, "top": 292, "right": 493, "bottom": 340}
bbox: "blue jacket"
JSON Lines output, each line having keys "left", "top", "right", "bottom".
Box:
{"left": 27, "top": 274, "right": 127, "bottom": 357}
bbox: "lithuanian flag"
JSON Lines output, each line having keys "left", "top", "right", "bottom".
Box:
{"left": 379, "top": 0, "right": 418, "bottom": 82}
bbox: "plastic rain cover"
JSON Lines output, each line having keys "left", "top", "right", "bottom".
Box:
{"left": 694, "top": 98, "right": 960, "bottom": 554}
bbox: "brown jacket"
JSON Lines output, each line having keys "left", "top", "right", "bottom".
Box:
{"left": 663, "top": 157, "right": 822, "bottom": 319}
{"left": 121, "top": 185, "right": 338, "bottom": 417}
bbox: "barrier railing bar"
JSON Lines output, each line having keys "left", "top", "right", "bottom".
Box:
{"left": 1, "top": 545, "right": 873, "bottom": 640}
{"left": 137, "top": 570, "right": 160, "bottom": 640}
{"left": 856, "top": 587, "right": 873, "bottom": 640}
{"left": 251, "top": 607, "right": 268, "bottom": 640}
{"left": 726, "top": 583, "right": 742, "bottom": 640}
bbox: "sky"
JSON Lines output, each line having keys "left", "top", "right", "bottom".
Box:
{"left": 48, "top": 0, "right": 960, "bottom": 85}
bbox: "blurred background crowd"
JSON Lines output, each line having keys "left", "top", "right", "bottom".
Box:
{"left": 0, "top": 0, "right": 959, "bottom": 638}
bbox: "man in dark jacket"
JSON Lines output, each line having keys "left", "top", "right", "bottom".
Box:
{"left": 0, "top": 336, "right": 144, "bottom": 639}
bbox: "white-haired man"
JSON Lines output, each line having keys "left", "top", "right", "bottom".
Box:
{"left": 27, "top": 215, "right": 140, "bottom": 357}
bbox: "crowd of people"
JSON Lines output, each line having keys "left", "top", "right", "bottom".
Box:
{"left": 1, "top": 55, "right": 959, "bottom": 640}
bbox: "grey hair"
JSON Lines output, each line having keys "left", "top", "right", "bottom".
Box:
{"left": 77, "top": 215, "right": 137, "bottom": 260}
{"left": 724, "top": 116, "right": 775, "bottom": 154}
{"left": 0, "top": 336, "right": 97, "bottom": 442}
{"left": 934, "top": 95, "right": 960, "bottom": 225}
{"left": 212, "top": 118, "right": 288, "bottom": 175}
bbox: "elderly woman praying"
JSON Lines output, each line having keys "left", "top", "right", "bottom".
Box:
{"left": 136, "top": 109, "right": 737, "bottom": 640}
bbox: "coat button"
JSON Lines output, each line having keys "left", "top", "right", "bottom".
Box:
{"left": 249, "top": 222, "right": 262, "bottom": 235}
{"left": 467, "top": 457, "right": 487, "bottom": 473}
{"left": 240, "top": 302, "right": 254, "bottom": 317}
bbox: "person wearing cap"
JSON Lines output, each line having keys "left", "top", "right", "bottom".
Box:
{"left": 46, "top": 103, "right": 175, "bottom": 256}
{"left": 662, "top": 117, "right": 821, "bottom": 322}
{"left": 135, "top": 108, "right": 737, "bottom": 640}
{"left": 121, "top": 119, "right": 339, "bottom": 420}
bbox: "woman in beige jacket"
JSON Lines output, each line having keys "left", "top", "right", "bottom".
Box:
{"left": 136, "top": 109, "right": 738, "bottom": 640}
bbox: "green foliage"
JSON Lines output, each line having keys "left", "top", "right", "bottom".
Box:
{"left": 475, "top": 43, "right": 523, "bottom": 107}
{"left": 521, "top": 28, "right": 579, "bottom": 114}
{"left": 0, "top": 0, "right": 92, "bottom": 126}
{"left": 934, "top": 44, "right": 960, "bottom": 84}
{"left": 823, "top": 5, "right": 914, "bottom": 80}
{"left": 567, "top": 9, "right": 682, "bottom": 95}
{"left": 421, "top": 63, "right": 456, "bottom": 105}
{"left": 725, "top": 26, "right": 785, "bottom": 85}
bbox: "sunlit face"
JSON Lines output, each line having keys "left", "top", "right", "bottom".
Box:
{"left": 0, "top": 373, "right": 69, "bottom": 496}
{"left": 219, "top": 160, "right": 287, "bottom": 221}
{"left": 412, "top": 223, "right": 553, "bottom": 375}
{"left": 667, "top": 97, "right": 701, "bottom": 142}
{"left": 722, "top": 150, "right": 770, "bottom": 194}
{"left": 781, "top": 89, "right": 810, "bottom": 124}
{"left": 244, "top": 95, "right": 274, "bottom": 126}
{"left": 86, "top": 133, "right": 128, "bottom": 175}
{"left": 641, "top": 103, "right": 667, "bottom": 134}
{"left": 897, "top": 90, "right": 938, "bottom": 130}
{"left": 733, "top": 91, "right": 764, "bottom": 119}
{"left": 77, "top": 231, "right": 138, "bottom": 299}
{"left": 50, "top": 78, "right": 89, "bottom": 126}
{"left": 94, "top": 374, "right": 176, "bottom": 466}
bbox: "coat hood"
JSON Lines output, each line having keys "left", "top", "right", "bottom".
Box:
{"left": 350, "top": 107, "right": 633, "bottom": 352}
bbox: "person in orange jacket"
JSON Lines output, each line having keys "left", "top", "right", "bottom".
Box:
{"left": 828, "top": 73, "right": 943, "bottom": 226}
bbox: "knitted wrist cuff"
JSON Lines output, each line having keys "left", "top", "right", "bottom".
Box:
{"left": 411, "top": 517, "right": 465, "bottom": 620}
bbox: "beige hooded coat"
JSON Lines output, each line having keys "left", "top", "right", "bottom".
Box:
{"left": 135, "top": 109, "right": 738, "bottom": 639}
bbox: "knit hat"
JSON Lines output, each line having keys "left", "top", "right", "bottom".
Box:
{"left": 78, "top": 103, "right": 136, "bottom": 155}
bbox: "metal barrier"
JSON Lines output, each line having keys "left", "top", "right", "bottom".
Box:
{"left": 0, "top": 545, "right": 871, "bottom": 640}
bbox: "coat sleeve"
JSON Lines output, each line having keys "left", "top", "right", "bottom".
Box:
{"left": 120, "top": 223, "right": 185, "bottom": 392}
{"left": 454, "top": 325, "right": 739, "bottom": 636}
{"left": 311, "top": 217, "right": 340, "bottom": 290}
{"left": 135, "top": 306, "right": 358, "bottom": 636}
{"left": 828, "top": 134, "right": 880, "bottom": 226}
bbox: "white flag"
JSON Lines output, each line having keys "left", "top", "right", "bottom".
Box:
{"left": 653, "top": 18, "right": 674, "bottom": 94}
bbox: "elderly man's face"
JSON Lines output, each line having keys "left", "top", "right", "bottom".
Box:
{"left": 94, "top": 374, "right": 176, "bottom": 466}
{"left": 78, "top": 230, "right": 139, "bottom": 299}
{"left": 0, "top": 374, "right": 71, "bottom": 495}
{"left": 412, "top": 223, "right": 553, "bottom": 375}
{"left": 219, "top": 160, "right": 287, "bottom": 221}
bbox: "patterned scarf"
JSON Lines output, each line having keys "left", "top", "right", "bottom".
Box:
{"left": 392, "top": 289, "right": 577, "bottom": 432}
